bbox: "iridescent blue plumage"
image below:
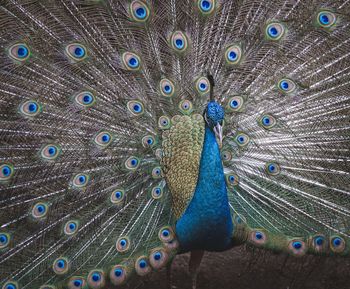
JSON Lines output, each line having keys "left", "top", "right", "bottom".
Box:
{"left": 176, "top": 124, "right": 233, "bottom": 252}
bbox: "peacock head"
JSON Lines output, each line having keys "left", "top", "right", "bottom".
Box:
{"left": 204, "top": 101, "right": 224, "bottom": 148}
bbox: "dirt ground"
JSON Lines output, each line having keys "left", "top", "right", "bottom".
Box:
{"left": 116, "top": 246, "right": 350, "bottom": 289}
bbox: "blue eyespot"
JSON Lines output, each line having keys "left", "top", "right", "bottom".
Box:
{"left": 0, "top": 164, "right": 14, "bottom": 181}
{"left": 83, "top": 94, "right": 93, "bottom": 104}
{"left": 66, "top": 43, "right": 88, "bottom": 61}
{"left": 315, "top": 236, "right": 324, "bottom": 246}
{"left": 280, "top": 80, "right": 289, "bottom": 90}
{"left": 200, "top": 0, "right": 211, "bottom": 11}
{"left": 228, "top": 51, "right": 237, "bottom": 61}
{"left": 28, "top": 102, "right": 37, "bottom": 112}
{"left": 130, "top": 1, "right": 150, "bottom": 22}
{"left": 3, "top": 282, "right": 18, "bottom": 289}
{"left": 162, "top": 229, "right": 169, "bottom": 237}
{"left": 0, "top": 233, "right": 10, "bottom": 248}
{"left": 292, "top": 241, "right": 302, "bottom": 250}
{"left": 101, "top": 134, "right": 110, "bottom": 143}
{"left": 171, "top": 31, "right": 188, "bottom": 52}
{"left": 317, "top": 11, "right": 336, "bottom": 28}
{"left": 92, "top": 273, "right": 100, "bottom": 282}
{"left": 139, "top": 259, "right": 147, "bottom": 268}
{"left": 9, "top": 43, "right": 30, "bottom": 61}
{"left": 123, "top": 52, "right": 141, "bottom": 71}
{"left": 115, "top": 268, "right": 123, "bottom": 277}
{"left": 74, "top": 91, "right": 95, "bottom": 108}
{"left": 32, "top": 202, "right": 48, "bottom": 219}
{"left": 64, "top": 220, "right": 79, "bottom": 236}
{"left": 164, "top": 85, "right": 171, "bottom": 93}
{"left": 278, "top": 78, "right": 296, "bottom": 94}
{"left": 265, "top": 22, "right": 286, "bottom": 41}
{"left": 74, "top": 47, "right": 85, "bottom": 58}
{"left": 198, "top": 0, "right": 215, "bottom": 14}
{"left": 200, "top": 83, "right": 207, "bottom": 91}
{"left": 94, "top": 131, "right": 113, "bottom": 148}
{"left": 116, "top": 236, "right": 130, "bottom": 252}
{"left": 53, "top": 257, "right": 69, "bottom": 274}
{"left": 250, "top": 230, "right": 267, "bottom": 245}
{"left": 333, "top": 237, "right": 342, "bottom": 247}
{"left": 255, "top": 232, "right": 263, "bottom": 240}
{"left": 74, "top": 280, "right": 82, "bottom": 287}
{"left": 266, "top": 162, "right": 280, "bottom": 176}
{"left": 127, "top": 100, "right": 144, "bottom": 116}
{"left": 72, "top": 173, "right": 90, "bottom": 188}
{"left": 234, "top": 132, "right": 250, "bottom": 147}
{"left": 154, "top": 252, "right": 162, "bottom": 260}
{"left": 19, "top": 100, "right": 41, "bottom": 117}
{"left": 158, "top": 226, "right": 174, "bottom": 242}
{"left": 129, "top": 57, "right": 138, "bottom": 68}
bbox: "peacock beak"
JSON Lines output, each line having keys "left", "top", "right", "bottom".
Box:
{"left": 214, "top": 122, "right": 223, "bottom": 149}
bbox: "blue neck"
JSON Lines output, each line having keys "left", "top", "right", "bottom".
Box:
{"left": 175, "top": 125, "right": 234, "bottom": 252}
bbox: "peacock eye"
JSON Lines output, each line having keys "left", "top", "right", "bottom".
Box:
{"left": 75, "top": 91, "right": 95, "bottom": 107}
{"left": 110, "top": 265, "right": 128, "bottom": 285}
{"left": 40, "top": 144, "right": 61, "bottom": 161}
{"left": 195, "top": 77, "right": 210, "bottom": 95}
{"left": 179, "top": 100, "right": 193, "bottom": 115}
{"left": 64, "top": 220, "right": 79, "bottom": 236}
{"left": 127, "top": 100, "right": 144, "bottom": 116}
{"left": 142, "top": 135, "right": 156, "bottom": 148}
{"left": 32, "top": 202, "right": 48, "bottom": 219}
{"left": 3, "top": 282, "right": 18, "bottom": 289}
{"left": 198, "top": 0, "right": 215, "bottom": 15}
{"left": 222, "top": 151, "right": 232, "bottom": 162}
{"left": 225, "top": 173, "right": 239, "bottom": 187}
{"left": 259, "top": 114, "right": 276, "bottom": 129}
{"left": 135, "top": 256, "right": 151, "bottom": 276}
{"left": 171, "top": 31, "right": 189, "bottom": 52}
{"left": 278, "top": 78, "right": 296, "bottom": 94}
{"left": 158, "top": 226, "right": 175, "bottom": 243}
{"left": 0, "top": 164, "right": 14, "bottom": 181}
{"left": 130, "top": 0, "right": 150, "bottom": 22}
{"left": 110, "top": 189, "right": 125, "bottom": 204}
{"left": 149, "top": 248, "right": 168, "bottom": 269}
{"left": 53, "top": 257, "right": 69, "bottom": 275}
{"left": 330, "top": 236, "right": 346, "bottom": 253}
{"left": 0, "top": 233, "right": 10, "bottom": 249}
{"left": 288, "top": 239, "right": 307, "bottom": 256}
{"left": 65, "top": 43, "right": 87, "bottom": 61}
{"left": 224, "top": 45, "right": 242, "bottom": 65}
{"left": 19, "top": 100, "right": 41, "bottom": 117}
{"left": 234, "top": 132, "right": 250, "bottom": 147}
{"left": 68, "top": 276, "right": 86, "bottom": 289}
{"left": 227, "top": 96, "right": 244, "bottom": 112}
{"left": 122, "top": 52, "right": 141, "bottom": 71}
{"left": 116, "top": 237, "right": 130, "bottom": 253}
{"left": 151, "top": 186, "right": 163, "bottom": 199}
{"left": 317, "top": 10, "right": 337, "bottom": 28}
{"left": 8, "top": 43, "right": 30, "bottom": 61}
{"left": 265, "top": 22, "right": 286, "bottom": 40}
{"left": 125, "top": 156, "right": 140, "bottom": 170}
{"left": 94, "top": 131, "right": 113, "bottom": 148}
{"left": 151, "top": 167, "right": 162, "bottom": 179}
{"left": 158, "top": 116, "right": 171, "bottom": 129}
{"left": 72, "top": 173, "right": 90, "bottom": 188}
{"left": 266, "top": 162, "right": 280, "bottom": 176}
{"left": 160, "top": 78, "right": 175, "bottom": 97}
{"left": 87, "top": 270, "right": 105, "bottom": 288}
{"left": 249, "top": 230, "right": 267, "bottom": 245}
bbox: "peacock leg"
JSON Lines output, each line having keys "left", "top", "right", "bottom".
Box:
{"left": 189, "top": 250, "right": 204, "bottom": 289}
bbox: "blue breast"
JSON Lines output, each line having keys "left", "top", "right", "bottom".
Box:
{"left": 175, "top": 125, "right": 234, "bottom": 252}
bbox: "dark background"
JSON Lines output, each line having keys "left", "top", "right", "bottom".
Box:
{"left": 117, "top": 246, "right": 350, "bottom": 289}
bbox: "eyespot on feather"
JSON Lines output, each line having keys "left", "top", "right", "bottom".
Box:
{"left": 225, "top": 173, "right": 239, "bottom": 187}
{"left": 259, "top": 114, "right": 276, "bottom": 129}
{"left": 130, "top": 0, "right": 150, "bottom": 22}
{"left": 116, "top": 236, "right": 131, "bottom": 253}
{"left": 266, "top": 162, "right": 281, "bottom": 176}
{"left": 94, "top": 131, "right": 113, "bottom": 148}
{"left": 72, "top": 173, "right": 90, "bottom": 188}
{"left": 135, "top": 256, "right": 152, "bottom": 276}
{"left": 288, "top": 239, "right": 307, "bottom": 256}
{"left": 197, "top": 0, "right": 216, "bottom": 15}
{"left": 158, "top": 116, "right": 171, "bottom": 130}
{"left": 249, "top": 230, "right": 268, "bottom": 246}
{"left": 65, "top": 43, "right": 88, "bottom": 61}
{"left": 316, "top": 10, "right": 337, "bottom": 29}
{"left": 40, "top": 144, "right": 61, "bottom": 161}
{"left": 87, "top": 270, "right": 105, "bottom": 289}
{"left": 110, "top": 265, "right": 129, "bottom": 286}
{"left": 170, "top": 31, "right": 189, "bottom": 53}
{"left": 2, "top": 281, "right": 19, "bottom": 289}
{"left": 0, "top": 232, "right": 10, "bottom": 249}
{"left": 151, "top": 186, "right": 163, "bottom": 199}
{"left": 127, "top": 100, "right": 145, "bottom": 116}
{"left": 110, "top": 189, "right": 125, "bottom": 204}
{"left": 125, "top": 156, "right": 140, "bottom": 170}
{"left": 277, "top": 78, "right": 297, "bottom": 94}
{"left": 0, "top": 163, "right": 14, "bottom": 182}
{"left": 224, "top": 44, "right": 242, "bottom": 65}
{"left": 149, "top": 247, "right": 169, "bottom": 270}
{"left": 122, "top": 52, "right": 141, "bottom": 71}
{"left": 19, "top": 100, "right": 41, "bottom": 117}
{"left": 226, "top": 96, "right": 244, "bottom": 112}
{"left": 179, "top": 100, "right": 193, "bottom": 115}
{"left": 158, "top": 226, "right": 175, "bottom": 243}
{"left": 151, "top": 166, "right": 162, "bottom": 179}
{"left": 74, "top": 91, "right": 95, "bottom": 107}
{"left": 330, "top": 236, "right": 346, "bottom": 253}
{"left": 67, "top": 276, "right": 87, "bottom": 289}
{"left": 195, "top": 77, "right": 210, "bottom": 95}
{"left": 31, "top": 202, "right": 49, "bottom": 219}
{"left": 64, "top": 220, "right": 79, "bottom": 236}
{"left": 160, "top": 78, "right": 175, "bottom": 97}
{"left": 53, "top": 257, "right": 69, "bottom": 275}
{"left": 8, "top": 43, "right": 30, "bottom": 61}
{"left": 234, "top": 132, "right": 250, "bottom": 147}
{"left": 265, "top": 22, "right": 286, "bottom": 41}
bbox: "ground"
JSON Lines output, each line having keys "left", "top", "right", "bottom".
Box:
{"left": 117, "top": 246, "right": 350, "bottom": 289}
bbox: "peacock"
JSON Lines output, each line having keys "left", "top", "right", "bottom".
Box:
{"left": 1, "top": 0, "right": 350, "bottom": 288}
